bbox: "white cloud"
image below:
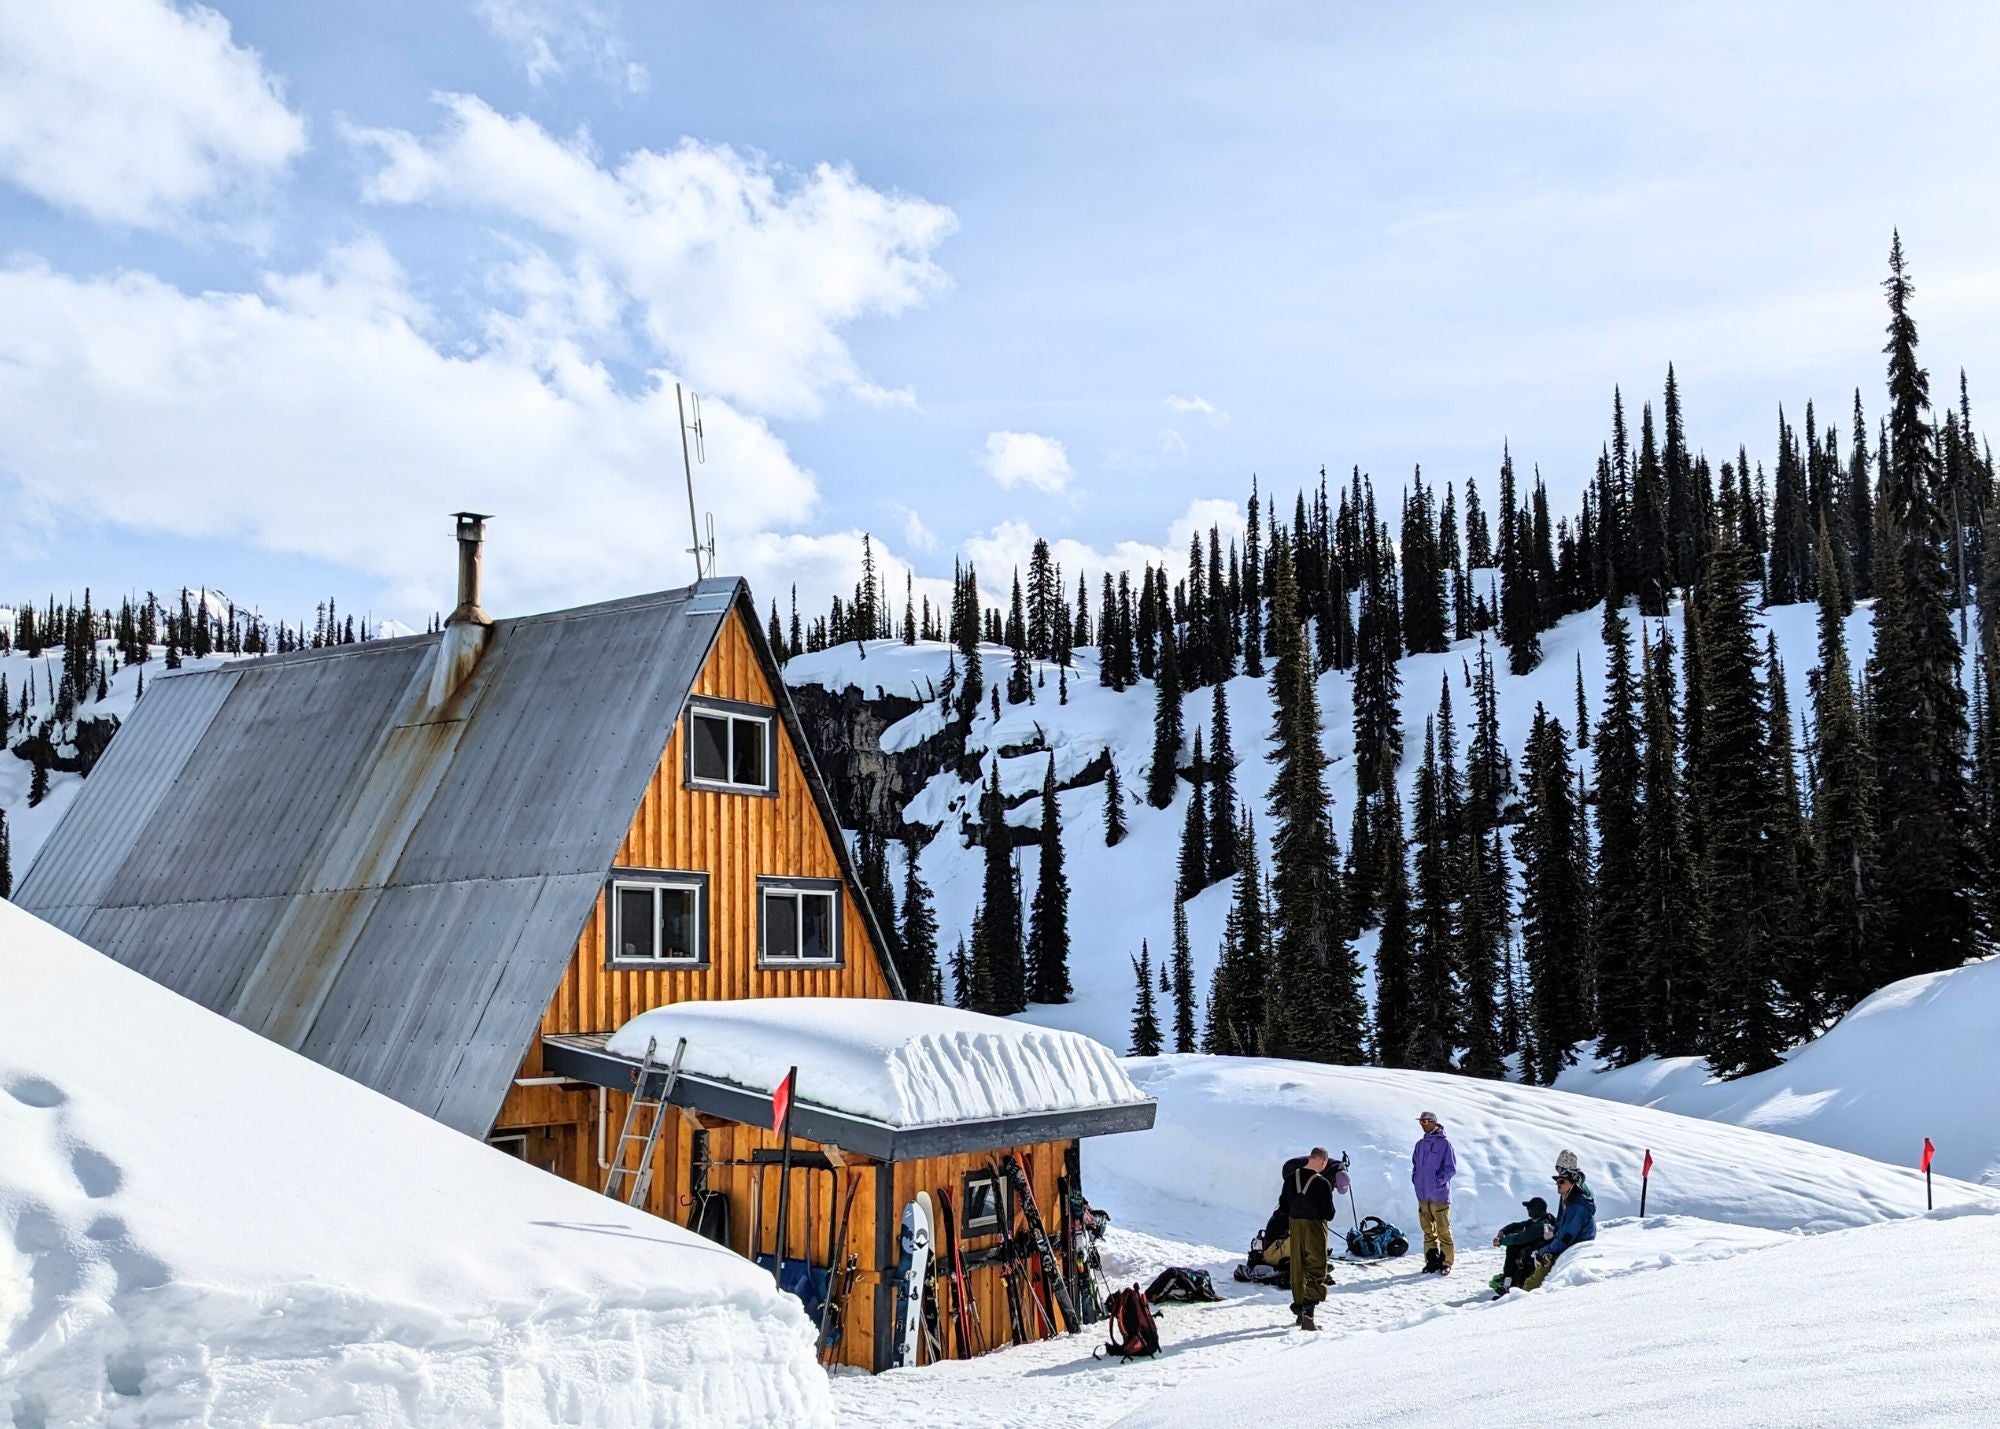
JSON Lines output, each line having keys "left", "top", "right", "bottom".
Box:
{"left": 893, "top": 505, "right": 940, "bottom": 553}
{"left": 0, "top": 246, "right": 838, "bottom": 618}
{"left": 1165, "top": 394, "right": 1229, "bottom": 426}
{"left": 978, "top": 430, "right": 1073, "bottom": 494}
{"left": 0, "top": 0, "right": 305, "bottom": 232}
{"left": 472, "top": 0, "right": 649, "bottom": 94}
{"left": 350, "top": 95, "right": 955, "bottom": 418}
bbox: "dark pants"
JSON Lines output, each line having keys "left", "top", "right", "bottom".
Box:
{"left": 1501, "top": 1242, "right": 1537, "bottom": 1284}
{"left": 1288, "top": 1218, "right": 1328, "bottom": 1313}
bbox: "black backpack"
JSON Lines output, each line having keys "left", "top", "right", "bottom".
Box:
{"left": 1145, "top": 1266, "right": 1222, "bottom": 1303}
{"left": 1093, "top": 1285, "right": 1162, "bottom": 1360}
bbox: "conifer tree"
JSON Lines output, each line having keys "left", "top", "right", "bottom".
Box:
{"left": 1176, "top": 730, "right": 1211, "bottom": 901}
{"left": 1206, "top": 680, "right": 1241, "bottom": 882}
{"left": 1455, "top": 827, "right": 1508, "bottom": 1079}
{"left": 1498, "top": 445, "right": 1542, "bottom": 673}
{"left": 1847, "top": 391, "right": 1876, "bottom": 598}
{"left": 1631, "top": 401, "right": 1671, "bottom": 615}
{"left": 855, "top": 824, "right": 899, "bottom": 972}
{"left": 1591, "top": 604, "right": 1649, "bottom": 1063}
{"left": 1103, "top": 759, "right": 1128, "bottom": 847}
{"left": 1262, "top": 539, "right": 1365, "bottom": 1062}
{"left": 1516, "top": 705, "right": 1591, "bottom": 1084}
{"left": 1693, "top": 534, "right": 1786, "bottom": 1076}
{"left": 1868, "top": 232, "right": 1979, "bottom": 982}
{"left": 978, "top": 763, "right": 1026, "bottom": 1013}
{"left": 899, "top": 835, "right": 942, "bottom": 1003}
{"left": 950, "top": 931, "right": 973, "bottom": 1010}
{"left": 1130, "top": 941, "right": 1163, "bottom": 1057}
{"left": 1242, "top": 477, "right": 1265, "bottom": 677}
{"left": 1573, "top": 652, "right": 1590, "bottom": 750}
{"left": 1406, "top": 719, "right": 1460, "bottom": 1072}
{"left": 1763, "top": 637, "right": 1817, "bottom": 1038}
{"left": 1147, "top": 616, "right": 1184, "bottom": 808}
{"left": 1170, "top": 901, "right": 1198, "bottom": 1054}
{"left": 1637, "top": 624, "right": 1699, "bottom": 1053}
{"left": 1025, "top": 755, "right": 1073, "bottom": 1004}
{"left": 0, "top": 806, "right": 10, "bottom": 900}
{"left": 1352, "top": 514, "right": 1404, "bottom": 796}
{"left": 1370, "top": 761, "right": 1414, "bottom": 1068}
{"left": 1465, "top": 474, "right": 1494, "bottom": 569}
{"left": 28, "top": 758, "right": 49, "bottom": 809}
{"left": 1205, "top": 816, "right": 1270, "bottom": 1056}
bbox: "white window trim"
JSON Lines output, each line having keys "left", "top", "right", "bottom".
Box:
{"left": 687, "top": 706, "right": 776, "bottom": 794}
{"left": 758, "top": 883, "right": 841, "bottom": 966}
{"left": 609, "top": 875, "right": 708, "bottom": 967}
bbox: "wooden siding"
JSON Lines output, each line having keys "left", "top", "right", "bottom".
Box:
{"left": 532, "top": 606, "right": 889, "bottom": 1047}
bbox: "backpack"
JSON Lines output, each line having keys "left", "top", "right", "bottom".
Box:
{"left": 1344, "top": 1215, "right": 1411, "bottom": 1260}
{"left": 1093, "top": 1285, "right": 1162, "bottom": 1360}
{"left": 1145, "top": 1266, "right": 1221, "bottom": 1303}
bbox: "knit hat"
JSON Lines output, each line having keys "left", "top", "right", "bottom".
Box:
{"left": 1522, "top": 1196, "right": 1549, "bottom": 1217}
{"left": 1554, "top": 1149, "right": 1581, "bottom": 1175}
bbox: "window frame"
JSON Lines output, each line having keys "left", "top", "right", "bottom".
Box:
{"left": 756, "top": 875, "right": 844, "bottom": 968}
{"left": 683, "top": 696, "right": 779, "bottom": 797}
{"left": 605, "top": 868, "right": 711, "bottom": 969}
{"left": 961, "top": 1168, "right": 1007, "bottom": 1238}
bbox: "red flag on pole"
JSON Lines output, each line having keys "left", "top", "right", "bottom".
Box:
{"left": 772, "top": 1067, "right": 796, "bottom": 1134}
{"left": 1921, "top": 1138, "right": 1935, "bottom": 1172}
{"left": 1642, "top": 1148, "right": 1654, "bottom": 1178}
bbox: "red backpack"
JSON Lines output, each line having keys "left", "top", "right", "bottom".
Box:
{"left": 1093, "top": 1285, "right": 1161, "bottom": 1361}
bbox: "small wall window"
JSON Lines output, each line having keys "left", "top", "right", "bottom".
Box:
{"left": 962, "top": 1169, "right": 1005, "bottom": 1237}
{"left": 609, "top": 870, "right": 709, "bottom": 966}
{"left": 686, "top": 699, "right": 775, "bottom": 794}
{"left": 758, "top": 877, "right": 842, "bottom": 965}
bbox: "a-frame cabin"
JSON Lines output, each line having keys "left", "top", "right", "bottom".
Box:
{"left": 17, "top": 518, "right": 1152, "bottom": 1371}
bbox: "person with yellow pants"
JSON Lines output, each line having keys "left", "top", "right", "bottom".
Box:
{"left": 1411, "top": 1111, "right": 1458, "bottom": 1275}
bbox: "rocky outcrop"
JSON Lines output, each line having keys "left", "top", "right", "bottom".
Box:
{"left": 786, "top": 682, "right": 963, "bottom": 838}
{"left": 7, "top": 714, "right": 121, "bottom": 778}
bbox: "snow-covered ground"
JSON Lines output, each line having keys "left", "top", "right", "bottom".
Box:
{"left": 834, "top": 1052, "right": 1995, "bottom": 1426}
{"left": 0, "top": 901, "right": 833, "bottom": 1428}
{"left": 1559, "top": 954, "right": 2000, "bottom": 1189}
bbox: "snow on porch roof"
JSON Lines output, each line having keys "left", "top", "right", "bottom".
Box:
{"left": 608, "top": 998, "right": 1148, "bottom": 1128}
{"left": 553, "top": 999, "right": 1155, "bottom": 1158}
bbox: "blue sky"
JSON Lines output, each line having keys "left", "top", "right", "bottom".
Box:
{"left": 3, "top": 1, "right": 1999, "bottom": 626}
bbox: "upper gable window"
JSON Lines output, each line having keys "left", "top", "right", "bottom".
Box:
{"left": 685, "top": 698, "right": 775, "bottom": 794}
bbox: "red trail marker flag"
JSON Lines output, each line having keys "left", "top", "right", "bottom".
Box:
{"left": 1921, "top": 1137, "right": 1935, "bottom": 1210}
{"left": 1639, "top": 1148, "right": 1654, "bottom": 1215}
{"left": 772, "top": 1066, "right": 797, "bottom": 1134}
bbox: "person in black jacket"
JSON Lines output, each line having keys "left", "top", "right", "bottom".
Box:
{"left": 1279, "top": 1148, "right": 1338, "bottom": 1330}
{"left": 1488, "top": 1196, "right": 1556, "bottom": 1294}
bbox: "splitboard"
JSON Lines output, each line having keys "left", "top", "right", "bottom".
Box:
{"left": 915, "top": 1190, "right": 946, "bottom": 1364}
{"left": 892, "top": 1195, "right": 935, "bottom": 1368}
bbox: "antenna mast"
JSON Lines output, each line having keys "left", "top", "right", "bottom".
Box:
{"left": 676, "top": 382, "right": 713, "bottom": 579}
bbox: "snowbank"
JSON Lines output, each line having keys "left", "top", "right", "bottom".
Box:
{"left": 1115, "top": 1205, "right": 2000, "bottom": 1427}
{"left": 0, "top": 901, "right": 832, "bottom": 1428}
{"left": 607, "top": 997, "right": 1146, "bottom": 1127}
{"left": 1091, "top": 1055, "right": 1991, "bottom": 1246}
{"left": 1560, "top": 955, "right": 2000, "bottom": 1187}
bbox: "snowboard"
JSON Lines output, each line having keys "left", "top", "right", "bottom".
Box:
{"left": 892, "top": 1195, "right": 934, "bottom": 1368}
{"left": 915, "top": 1190, "right": 946, "bottom": 1363}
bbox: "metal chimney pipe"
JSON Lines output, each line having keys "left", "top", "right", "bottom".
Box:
{"left": 448, "top": 512, "right": 493, "bottom": 627}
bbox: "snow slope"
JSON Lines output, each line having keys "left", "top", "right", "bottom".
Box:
{"left": 608, "top": 997, "right": 1145, "bottom": 1127}
{"left": 1115, "top": 1204, "right": 2000, "bottom": 1428}
{"left": 0, "top": 901, "right": 832, "bottom": 1428}
{"left": 1560, "top": 954, "right": 2000, "bottom": 1188}
{"left": 782, "top": 593, "right": 1873, "bottom": 1061}
{"left": 1093, "top": 1055, "right": 1990, "bottom": 1245}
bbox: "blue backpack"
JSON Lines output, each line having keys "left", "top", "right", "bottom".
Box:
{"left": 1345, "top": 1215, "right": 1411, "bottom": 1259}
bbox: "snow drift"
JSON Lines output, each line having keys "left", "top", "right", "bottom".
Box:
{"left": 608, "top": 997, "right": 1146, "bottom": 1127}
{"left": 0, "top": 901, "right": 832, "bottom": 1428}
{"left": 1561, "top": 954, "right": 2000, "bottom": 1187}
{"left": 1093, "top": 1055, "right": 1992, "bottom": 1246}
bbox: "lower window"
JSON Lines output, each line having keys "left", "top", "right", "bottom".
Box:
{"left": 610, "top": 874, "right": 706, "bottom": 965}
{"left": 759, "top": 879, "right": 840, "bottom": 964}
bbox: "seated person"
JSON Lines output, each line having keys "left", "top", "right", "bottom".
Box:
{"left": 1521, "top": 1166, "right": 1596, "bottom": 1290}
{"left": 1489, "top": 1195, "right": 1555, "bottom": 1293}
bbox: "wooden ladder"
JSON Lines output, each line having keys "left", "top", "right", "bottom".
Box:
{"left": 602, "top": 1036, "right": 688, "bottom": 1208}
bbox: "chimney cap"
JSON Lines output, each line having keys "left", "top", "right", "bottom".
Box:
{"left": 453, "top": 510, "right": 494, "bottom": 527}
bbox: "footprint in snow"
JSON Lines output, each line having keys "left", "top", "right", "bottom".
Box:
{"left": 5, "top": 1074, "right": 68, "bottom": 1108}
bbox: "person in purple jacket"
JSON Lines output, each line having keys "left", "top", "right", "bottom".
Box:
{"left": 1411, "top": 1111, "right": 1458, "bottom": 1275}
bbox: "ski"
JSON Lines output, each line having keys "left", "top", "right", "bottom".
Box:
{"left": 999, "top": 1154, "right": 1080, "bottom": 1333}
{"left": 890, "top": 1196, "right": 933, "bottom": 1369}
{"left": 935, "top": 1185, "right": 981, "bottom": 1357}
{"left": 816, "top": 1173, "right": 862, "bottom": 1359}
{"left": 915, "top": 1190, "right": 946, "bottom": 1365}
